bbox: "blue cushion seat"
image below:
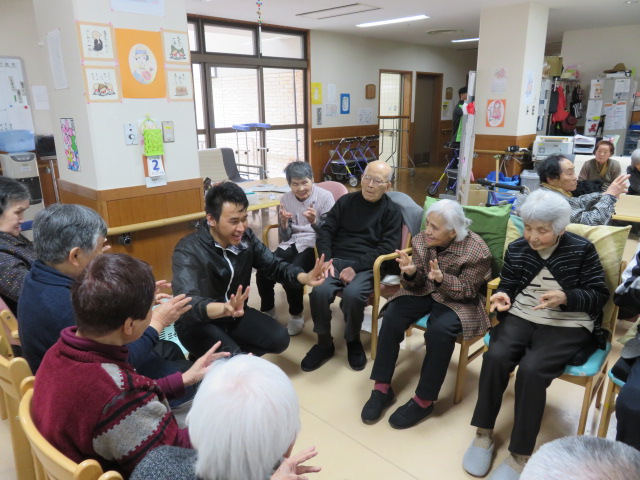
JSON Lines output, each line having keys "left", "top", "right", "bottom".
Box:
{"left": 608, "top": 367, "right": 626, "bottom": 388}
{"left": 414, "top": 314, "right": 430, "bottom": 329}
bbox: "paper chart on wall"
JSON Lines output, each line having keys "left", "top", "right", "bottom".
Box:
{"left": 358, "top": 108, "right": 372, "bottom": 124}
{"left": 613, "top": 78, "right": 631, "bottom": 100}
{"left": 603, "top": 102, "right": 627, "bottom": 130}
{"left": 0, "top": 57, "right": 35, "bottom": 131}
{"left": 585, "top": 100, "right": 602, "bottom": 119}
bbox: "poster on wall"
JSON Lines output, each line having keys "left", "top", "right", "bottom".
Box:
{"left": 340, "top": 93, "right": 350, "bottom": 114}
{"left": 83, "top": 66, "right": 121, "bottom": 102}
{"left": 325, "top": 103, "right": 338, "bottom": 117}
{"left": 491, "top": 67, "right": 508, "bottom": 94}
{"left": 441, "top": 100, "right": 451, "bottom": 120}
{"left": 115, "top": 28, "right": 166, "bottom": 98}
{"left": 590, "top": 79, "right": 604, "bottom": 100}
{"left": 311, "top": 83, "right": 322, "bottom": 105}
{"left": 358, "top": 108, "right": 372, "bottom": 124}
{"left": 111, "top": 0, "right": 165, "bottom": 16}
{"left": 60, "top": 118, "right": 80, "bottom": 171}
{"left": 77, "top": 22, "right": 115, "bottom": 61}
{"left": 486, "top": 99, "right": 506, "bottom": 128}
{"left": 162, "top": 30, "right": 190, "bottom": 64}
{"left": 166, "top": 69, "right": 193, "bottom": 101}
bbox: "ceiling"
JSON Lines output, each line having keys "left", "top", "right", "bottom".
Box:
{"left": 185, "top": 0, "right": 640, "bottom": 51}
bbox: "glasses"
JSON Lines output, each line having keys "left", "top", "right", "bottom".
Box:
{"left": 362, "top": 175, "right": 387, "bottom": 186}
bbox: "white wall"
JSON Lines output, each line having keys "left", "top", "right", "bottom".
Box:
{"left": 561, "top": 24, "right": 640, "bottom": 88}
{"left": 309, "top": 31, "right": 476, "bottom": 128}
{"left": 0, "top": 0, "right": 54, "bottom": 135}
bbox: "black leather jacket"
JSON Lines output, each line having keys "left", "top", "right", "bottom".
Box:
{"left": 172, "top": 222, "right": 304, "bottom": 325}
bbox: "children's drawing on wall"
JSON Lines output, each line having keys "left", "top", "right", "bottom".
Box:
{"left": 590, "top": 79, "right": 604, "bottom": 100}
{"left": 340, "top": 93, "right": 350, "bottom": 114}
{"left": 83, "top": 66, "right": 121, "bottom": 102}
{"left": 166, "top": 69, "right": 193, "bottom": 101}
{"left": 162, "top": 30, "right": 190, "bottom": 64}
{"left": 116, "top": 28, "right": 166, "bottom": 98}
{"left": 491, "top": 67, "right": 508, "bottom": 94}
{"left": 129, "top": 44, "right": 157, "bottom": 85}
{"left": 60, "top": 118, "right": 80, "bottom": 172}
{"left": 523, "top": 70, "right": 534, "bottom": 105}
{"left": 77, "top": 22, "right": 115, "bottom": 60}
{"left": 311, "top": 83, "right": 322, "bottom": 105}
{"left": 486, "top": 99, "right": 506, "bottom": 128}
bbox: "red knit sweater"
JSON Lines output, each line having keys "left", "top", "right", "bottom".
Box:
{"left": 32, "top": 327, "right": 191, "bottom": 474}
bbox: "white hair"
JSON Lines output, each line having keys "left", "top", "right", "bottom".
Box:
{"left": 425, "top": 199, "right": 471, "bottom": 241}
{"left": 187, "top": 355, "right": 300, "bottom": 480}
{"left": 521, "top": 436, "right": 640, "bottom": 480}
{"left": 631, "top": 149, "right": 640, "bottom": 168}
{"left": 519, "top": 189, "right": 571, "bottom": 235}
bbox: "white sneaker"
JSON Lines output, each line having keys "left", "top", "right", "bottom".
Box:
{"left": 263, "top": 308, "right": 276, "bottom": 318}
{"left": 381, "top": 274, "right": 400, "bottom": 286}
{"left": 287, "top": 314, "right": 305, "bottom": 336}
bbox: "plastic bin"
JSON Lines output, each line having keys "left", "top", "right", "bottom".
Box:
{"left": 520, "top": 169, "right": 540, "bottom": 192}
{"left": 0, "top": 130, "right": 35, "bottom": 152}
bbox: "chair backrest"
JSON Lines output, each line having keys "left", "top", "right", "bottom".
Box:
{"left": 198, "top": 148, "right": 229, "bottom": 183}
{"left": 316, "top": 181, "right": 348, "bottom": 201}
{"left": 0, "top": 355, "right": 31, "bottom": 403}
{"left": 220, "top": 147, "right": 246, "bottom": 182}
{"left": 19, "top": 388, "right": 125, "bottom": 480}
{"left": 0, "top": 307, "right": 20, "bottom": 360}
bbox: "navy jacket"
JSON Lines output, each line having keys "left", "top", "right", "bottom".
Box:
{"left": 18, "top": 260, "right": 159, "bottom": 373}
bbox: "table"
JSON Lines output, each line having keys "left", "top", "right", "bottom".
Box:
{"left": 612, "top": 194, "right": 640, "bottom": 223}
{"left": 241, "top": 177, "right": 288, "bottom": 212}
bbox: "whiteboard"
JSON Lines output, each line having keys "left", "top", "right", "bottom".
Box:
{"left": 0, "top": 57, "right": 35, "bottom": 132}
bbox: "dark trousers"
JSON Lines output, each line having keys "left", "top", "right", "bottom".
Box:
{"left": 175, "top": 306, "right": 289, "bottom": 358}
{"left": 616, "top": 357, "right": 640, "bottom": 450}
{"left": 370, "top": 295, "right": 462, "bottom": 400}
{"left": 137, "top": 341, "right": 194, "bottom": 407}
{"left": 471, "top": 314, "right": 592, "bottom": 455}
{"left": 309, "top": 259, "right": 373, "bottom": 342}
{"left": 256, "top": 245, "right": 315, "bottom": 316}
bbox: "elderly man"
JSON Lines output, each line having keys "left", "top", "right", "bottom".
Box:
{"left": 302, "top": 160, "right": 402, "bottom": 372}
{"left": 18, "top": 204, "right": 192, "bottom": 397}
{"left": 537, "top": 154, "right": 629, "bottom": 226}
{"left": 172, "top": 181, "right": 329, "bottom": 360}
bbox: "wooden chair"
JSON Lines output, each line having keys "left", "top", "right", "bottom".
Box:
{"left": 0, "top": 354, "right": 35, "bottom": 480}
{"left": 19, "top": 387, "right": 124, "bottom": 480}
{"left": 597, "top": 369, "right": 625, "bottom": 437}
{"left": 1, "top": 304, "right": 21, "bottom": 421}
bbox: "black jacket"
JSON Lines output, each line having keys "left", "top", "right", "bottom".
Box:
{"left": 172, "top": 222, "right": 304, "bottom": 325}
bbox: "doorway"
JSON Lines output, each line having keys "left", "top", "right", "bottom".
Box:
{"left": 378, "top": 70, "right": 412, "bottom": 171}
{"left": 414, "top": 72, "right": 443, "bottom": 165}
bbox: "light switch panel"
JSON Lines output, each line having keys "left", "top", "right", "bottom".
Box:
{"left": 162, "top": 121, "right": 175, "bottom": 143}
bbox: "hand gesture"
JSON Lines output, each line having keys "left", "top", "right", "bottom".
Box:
{"left": 339, "top": 266, "right": 356, "bottom": 285}
{"left": 302, "top": 202, "right": 317, "bottom": 224}
{"left": 223, "top": 285, "right": 250, "bottom": 318}
{"left": 299, "top": 254, "right": 333, "bottom": 287}
{"left": 489, "top": 292, "right": 511, "bottom": 312}
{"left": 533, "top": 289, "right": 567, "bottom": 310}
{"left": 182, "top": 341, "right": 230, "bottom": 386}
{"left": 427, "top": 259, "right": 444, "bottom": 283}
{"left": 150, "top": 294, "right": 192, "bottom": 332}
{"left": 271, "top": 446, "right": 321, "bottom": 480}
{"left": 101, "top": 237, "right": 111, "bottom": 254}
{"left": 396, "top": 249, "right": 416, "bottom": 276}
{"left": 605, "top": 174, "right": 630, "bottom": 198}
{"left": 280, "top": 204, "right": 294, "bottom": 228}
{"left": 154, "top": 279, "right": 172, "bottom": 304}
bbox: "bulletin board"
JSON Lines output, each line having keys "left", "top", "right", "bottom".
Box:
{"left": 0, "top": 57, "right": 35, "bottom": 132}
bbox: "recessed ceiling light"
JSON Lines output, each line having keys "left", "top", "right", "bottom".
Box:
{"left": 356, "top": 14, "right": 429, "bottom": 28}
{"left": 452, "top": 37, "right": 480, "bottom": 43}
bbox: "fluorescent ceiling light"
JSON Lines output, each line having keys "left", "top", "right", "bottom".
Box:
{"left": 451, "top": 37, "right": 480, "bottom": 43}
{"left": 356, "top": 14, "right": 429, "bottom": 28}
{"left": 297, "top": 3, "right": 380, "bottom": 20}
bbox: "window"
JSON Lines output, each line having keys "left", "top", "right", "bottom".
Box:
{"left": 204, "top": 24, "right": 254, "bottom": 55}
{"left": 187, "top": 22, "right": 198, "bottom": 51}
{"left": 260, "top": 31, "right": 305, "bottom": 59}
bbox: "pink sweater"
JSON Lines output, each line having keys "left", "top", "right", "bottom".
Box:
{"left": 32, "top": 327, "right": 191, "bottom": 474}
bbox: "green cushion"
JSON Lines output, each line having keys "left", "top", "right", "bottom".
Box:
{"left": 422, "top": 197, "right": 511, "bottom": 277}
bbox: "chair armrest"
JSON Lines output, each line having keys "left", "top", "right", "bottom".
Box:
{"left": 373, "top": 247, "right": 412, "bottom": 297}
{"left": 262, "top": 223, "right": 279, "bottom": 245}
{"left": 485, "top": 277, "right": 501, "bottom": 315}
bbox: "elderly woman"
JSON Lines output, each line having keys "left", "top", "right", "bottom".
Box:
{"left": 578, "top": 140, "right": 621, "bottom": 190}
{"left": 0, "top": 176, "right": 36, "bottom": 313}
{"left": 257, "top": 161, "right": 335, "bottom": 335}
{"left": 627, "top": 148, "right": 640, "bottom": 196}
{"left": 131, "top": 355, "right": 321, "bottom": 480}
{"left": 463, "top": 189, "right": 609, "bottom": 480}
{"left": 538, "top": 154, "right": 628, "bottom": 226}
{"left": 361, "top": 199, "right": 492, "bottom": 429}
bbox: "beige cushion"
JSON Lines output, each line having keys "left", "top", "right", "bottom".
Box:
{"left": 198, "top": 148, "right": 228, "bottom": 182}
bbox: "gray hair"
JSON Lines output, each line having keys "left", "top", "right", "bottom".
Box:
{"left": 187, "top": 355, "right": 300, "bottom": 480}
{"left": 0, "top": 177, "right": 30, "bottom": 216}
{"left": 284, "top": 161, "right": 313, "bottom": 184}
{"left": 425, "top": 199, "right": 471, "bottom": 241}
{"left": 631, "top": 149, "right": 640, "bottom": 168}
{"left": 521, "top": 436, "right": 640, "bottom": 480}
{"left": 33, "top": 204, "right": 107, "bottom": 264}
{"left": 518, "top": 189, "right": 571, "bottom": 234}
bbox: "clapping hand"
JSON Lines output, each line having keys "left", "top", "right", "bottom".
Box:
{"left": 396, "top": 249, "right": 416, "bottom": 276}
{"left": 489, "top": 292, "right": 511, "bottom": 312}
{"left": 427, "top": 259, "right": 443, "bottom": 283}
{"left": 223, "top": 285, "right": 250, "bottom": 318}
{"left": 302, "top": 202, "right": 317, "bottom": 224}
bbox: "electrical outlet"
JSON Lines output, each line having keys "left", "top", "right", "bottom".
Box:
{"left": 124, "top": 123, "right": 137, "bottom": 145}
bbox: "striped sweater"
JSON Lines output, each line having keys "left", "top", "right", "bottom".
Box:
{"left": 498, "top": 232, "right": 609, "bottom": 345}
{"left": 32, "top": 327, "right": 191, "bottom": 474}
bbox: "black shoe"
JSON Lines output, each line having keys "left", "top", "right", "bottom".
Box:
{"left": 301, "top": 344, "right": 335, "bottom": 372}
{"left": 347, "top": 340, "right": 366, "bottom": 371}
{"left": 361, "top": 388, "right": 395, "bottom": 424}
{"left": 389, "top": 399, "right": 434, "bottom": 429}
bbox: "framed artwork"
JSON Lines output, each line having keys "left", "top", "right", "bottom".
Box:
{"left": 162, "top": 30, "right": 190, "bottom": 64}
{"left": 115, "top": 28, "right": 166, "bottom": 99}
{"left": 77, "top": 21, "right": 115, "bottom": 61}
{"left": 166, "top": 69, "right": 194, "bottom": 101}
{"left": 83, "top": 66, "right": 121, "bottom": 102}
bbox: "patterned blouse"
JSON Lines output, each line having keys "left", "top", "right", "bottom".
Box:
{"left": 0, "top": 231, "right": 36, "bottom": 312}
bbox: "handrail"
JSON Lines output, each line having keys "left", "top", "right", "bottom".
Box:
{"left": 107, "top": 212, "right": 205, "bottom": 236}
{"left": 313, "top": 137, "right": 345, "bottom": 144}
